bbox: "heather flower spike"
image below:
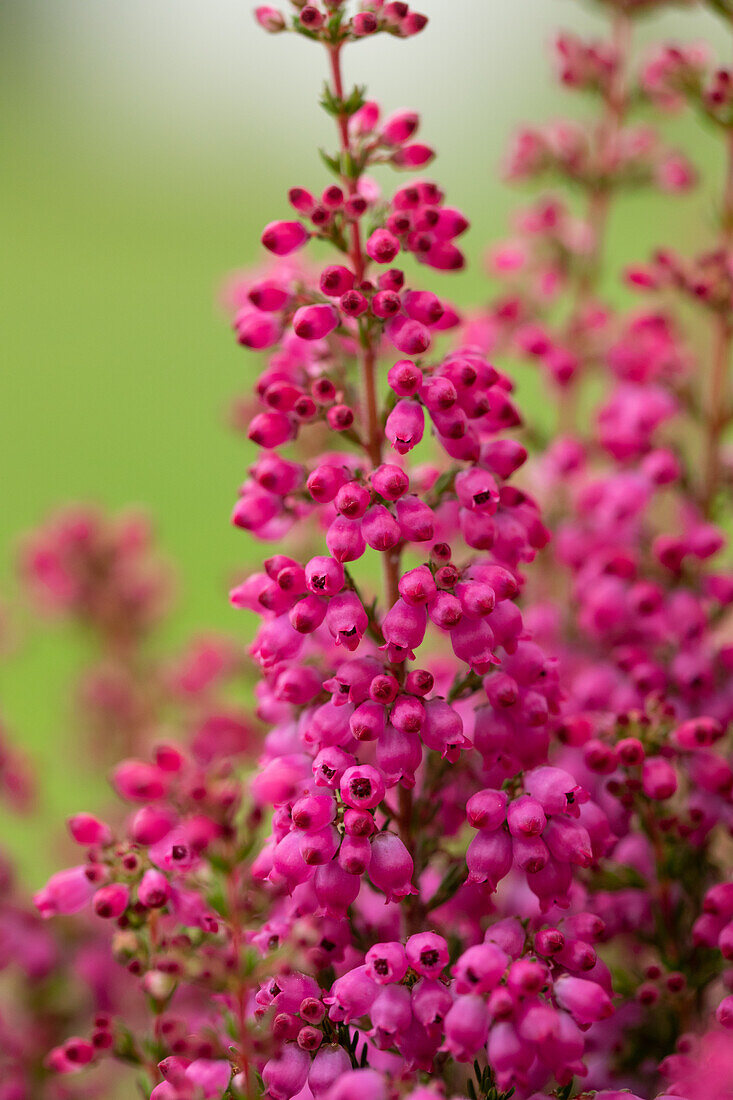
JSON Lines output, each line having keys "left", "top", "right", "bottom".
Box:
{"left": 17, "top": 0, "right": 733, "bottom": 1098}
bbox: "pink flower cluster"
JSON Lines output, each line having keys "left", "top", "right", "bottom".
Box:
{"left": 6, "top": 1, "right": 732, "bottom": 1099}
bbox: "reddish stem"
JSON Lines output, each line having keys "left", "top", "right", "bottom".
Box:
{"left": 328, "top": 45, "right": 365, "bottom": 279}
{"left": 559, "top": 10, "right": 631, "bottom": 435}
{"left": 326, "top": 42, "right": 407, "bottom": 845}
{"left": 326, "top": 44, "right": 400, "bottom": 609}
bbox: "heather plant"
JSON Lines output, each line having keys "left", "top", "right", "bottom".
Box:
{"left": 0, "top": 629, "right": 125, "bottom": 1100}
{"left": 19, "top": 2, "right": 733, "bottom": 1100}
{"left": 469, "top": 0, "right": 733, "bottom": 1089}
{"left": 0, "top": 511, "right": 254, "bottom": 1098}
{"left": 20, "top": 506, "right": 252, "bottom": 765}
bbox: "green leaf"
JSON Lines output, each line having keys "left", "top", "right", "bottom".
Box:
{"left": 320, "top": 82, "right": 340, "bottom": 117}
{"left": 319, "top": 148, "right": 341, "bottom": 178}
{"left": 432, "top": 467, "right": 457, "bottom": 498}
{"left": 343, "top": 84, "right": 367, "bottom": 116}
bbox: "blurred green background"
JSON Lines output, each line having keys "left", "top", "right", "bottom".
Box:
{"left": 0, "top": 0, "right": 724, "bottom": 883}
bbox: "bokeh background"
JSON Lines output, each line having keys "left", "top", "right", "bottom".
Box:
{"left": 0, "top": 0, "right": 724, "bottom": 883}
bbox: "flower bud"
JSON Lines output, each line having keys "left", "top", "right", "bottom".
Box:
{"left": 113, "top": 760, "right": 167, "bottom": 802}
{"left": 443, "top": 994, "right": 489, "bottom": 1062}
{"left": 262, "top": 1045, "right": 310, "bottom": 1100}
{"left": 314, "top": 861, "right": 360, "bottom": 918}
{"left": 138, "top": 869, "right": 170, "bottom": 908}
{"left": 352, "top": 12, "right": 378, "bottom": 36}
{"left": 381, "top": 109, "right": 420, "bottom": 145}
{"left": 362, "top": 504, "right": 401, "bottom": 551}
{"left": 381, "top": 598, "right": 427, "bottom": 661}
{"left": 372, "top": 290, "right": 402, "bottom": 318}
{"left": 299, "top": 825, "right": 339, "bottom": 866}
{"left": 466, "top": 828, "right": 512, "bottom": 889}
{"left": 388, "top": 359, "right": 423, "bottom": 396}
{"left": 261, "top": 220, "right": 309, "bottom": 255}
{"left": 450, "top": 616, "right": 497, "bottom": 674}
{"left": 340, "top": 290, "right": 369, "bottom": 317}
{"left": 507, "top": 795, "right": 546, "bottom": 837}
{"left": 93, "top": 883, "right": 130, "bottom": 920}
{"left": 320, "top": 265, "right": 355, "bottom": 297}
{"left": 349, "top": 100, "right": 379, "bottom": 136}
{"left": 326, "top": 591, "right": 368, "bottom": 650}
{"left": 335, "top": 481, "right": 370, "bottom": 519}
{"left": 393, "top": 143, "right": 434, "bottom": 167}
{"left": 717, "top": 994, "right": 733, "bottom": 1029}
{"left": 385, "top": 400, "right": 424, "bottom": 454}
{"left": 288, "top": 186, "right": 315, "bottom": 213}
{"left": 403, "top": 290, "right": 444, "bottom": 326}
{"left": 454, "top": 942, "right": 508, "bottom": 994}
{"left": 300, "top": 6, "right": 325, "bottom": 29}
{"left": 307, "top": 464, "right": 348, "bottom": 503}
{"left": 326, "top": 517, "right": 366, "bottom": 562}
{"left": 370, "top": 673, "right": 400, "bottom": 704}
{"left": 34, "top": 866, "right": 96, "bottom": 918}
{"left": 67, "top": 813, "right": 112, "bottom": 847}
{"left": 406, "top": 668, "right": 434, "bottom": 696}
{"left": 234, "top": 309, "right": 282, "bottom": 349}
{"left": 350, "top": 700, "right": 386, "bottom": 742}
{"left": 338, "top": 833, "right": 371, "bottom": 875}
{"left": 391, "top": 693, "right": 425, "bottom": 734}
{"left": 379, "top": 268, "right": 405, "bottom": 291}
{"left": 554, "top": 974, "right": 613, "bottom": 1024}
{"left": 366, "top": 228, "right": 400, "bottom": 264}
{"left": 466, "top": 788, "right": 507, "bottom": 831}
{"left": 292, "top": 793, "right": 335, "bottom": 832}
{"left": 255, "top": 6, "right": 286, "bottom": 32}
{"left": 344, "top": 808, "right": 375, "bottom": 837}
{"left": 293, "top": 304, "right": 339, "bottom": 340}
{"left": 372, "top": 463, "right": 409, "bottom": 500}
{"left": 642, "top": 757, "right": 678, "bottom": 801}
{"left": 386, "top": 316, "right": 431, "bottom": 354}
{"left": 248, "top": 410, "right": 294, "bottom": 448}
{"left": 396, "top": 494, "right": 434, "bottom": 542}
{"left": 325, "top": 402, "right": 354, "bottom": 431}
{"left": 428, "top": 590, "right": 462, "bottom": 630}
{"left": 289, "top": 594, "right": 327, "bottom": 633}
{"left": 399, "top": 565, "right": 437, "bottom": 605}
{"left": 369, "top": 831, "right": 417, "bottom": 901}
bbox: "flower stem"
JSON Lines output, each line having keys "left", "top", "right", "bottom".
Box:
{"left": 560, "top": 10, "right": 631, "bottom": 435}
{"left": 326, "top": 43, "right": 402, "bottom": 611}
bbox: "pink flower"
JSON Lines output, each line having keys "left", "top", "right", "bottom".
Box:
{"left": 369, "top": 831, "right": 417, "bottom": 901}
{"left": 261, "top": 220, "right": 310, "bottom": 255}
{"left": 385, "top": 400, "right": 424, "bottom": 454}
{"left": 254, "top": 6, "right": 286, "bottom": 32}
{"left": 34, "top": 867, "right": 95, "bottom": 918}
{"left": 293, "top": 304, "right": 339, "bottom": 340}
